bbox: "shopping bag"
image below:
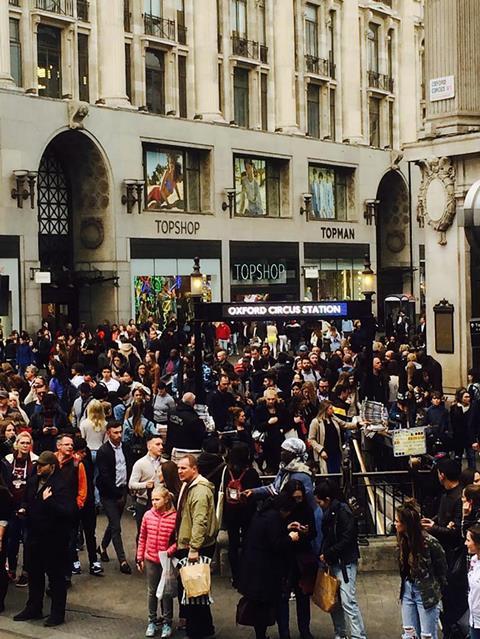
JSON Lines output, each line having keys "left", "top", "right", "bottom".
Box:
{"left": 311, "top": 567, "right": 339, "bottom": 612}
{"left": 179, "top": 561, "right": 211, "bottom": 598}
{"left": 156, "top": 551, "right": 178, "bottom": 599}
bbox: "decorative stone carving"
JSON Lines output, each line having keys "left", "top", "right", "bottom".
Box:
{"left": 416, "top": 156, "right": 456, "bottom": 245}
{"left": 390, "top": 150, "right": 403, "bottom": 171}
{"left": 67, "top": 100, "right": 89, "bottom": 129}
{"left": 80, "top": 217, "right": 104, "bottom": 249}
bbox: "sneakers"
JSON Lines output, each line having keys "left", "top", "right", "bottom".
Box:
{"left": 97, "top": 545, "right": 109, "bottom": 562}
{"left": 161, "top": 623, "right": 172, "bottom": 638}
{"left": 120, "top": 561, "right": 132, "bottom": 574}
{"left": 145, "top": 622, "right": 157, "bottom": 637}
{"left": 15, "top": 574, "right": 28, "bottom": 588}
{"left": 89, "top": 561, "right": 104, "bottom": 576}
{"left": 72, "top": 561, "right": 82, "bottom": 575}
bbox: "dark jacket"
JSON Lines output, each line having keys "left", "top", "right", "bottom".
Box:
{"left": 30, "top": 406, "right": 71, "bottom": 454}
{"left": 321, "top": 498, "right": 360, "bottom": 566}
{"left": 430, "top": 483, "right": 463, "bottom": 560}
{"left": 165, "top": 402, "right": 206, "bottom": 457}
{"left": 207, "top": 390, "right": 236, "bottom": 431}
{"left": 96, "top": 440, "right": 132, "bottom": 500}
{"left": 399, "top": 534, "right": 448, "bottom": 610}
{"left": 239, "top": 506, "right": 296, "bottom": 604}
{"left": 23, "top": 470, "right": 74, "bottom": 542}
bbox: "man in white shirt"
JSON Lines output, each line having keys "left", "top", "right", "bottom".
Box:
{"left": 70, "top": 363, "right": 85, "bottom": 389}
{"left": 99, "top": 367, "right": 120, "bottom": 393}
{"left": 128, "top": 435, "right": 163, "bottom": 536}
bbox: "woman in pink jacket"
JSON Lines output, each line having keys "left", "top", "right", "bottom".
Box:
{"left": 137, "top": 487, "right": 177, "bottom": 638}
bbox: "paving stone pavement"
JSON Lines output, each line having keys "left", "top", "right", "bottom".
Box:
{"left": 0, "top": 513, "right": 403, "bottom": 639}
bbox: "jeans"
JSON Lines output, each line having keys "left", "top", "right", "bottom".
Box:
{"left": 73, "top": 503, "right": 98, "bottom": 566}
{"left": 101, "top": 491, "right": 127, "bottom": 563}
{"left": 218, "top": 339, "right": 230, "bottom": 353}
{"left": 401, "top": 579, "right": 440, "bottom": 639}
{"left": 277, "top": 586, "right": 311, "bottom": 637}
{"left": 471, "top": 627, "right": 480, "bottom": 639}
{"left": 145, "top": 559, "right": 174, "bottom": 625}
{"left": 329, "top": 562, "right": 367, "bottom": 639}
{"left": 6, "top": 514, "right": 25, "bottom": 574}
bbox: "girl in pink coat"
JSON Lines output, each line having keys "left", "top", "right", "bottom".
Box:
{"left": 137, "top": 487, "right": 177, "bottom": 638}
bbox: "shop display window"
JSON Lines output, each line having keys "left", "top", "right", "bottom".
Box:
{"left": 304, "top": 257, "right": 365, "bottom": 301}
{"left": 233, "top": 155, "right": 289, "bottom": 218}
{"left": 307, "top": 163, "right": 354, "bottom": 221}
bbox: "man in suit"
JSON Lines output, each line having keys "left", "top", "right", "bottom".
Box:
{"left": 13, "top": 450, "right": 74, "bottom": 627}
{"left": 96, "top": 422, "right": 132, "bottom": 574}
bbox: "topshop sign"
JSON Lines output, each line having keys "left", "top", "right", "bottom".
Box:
{"left": 231, "top": 262, "right": 287, "bottom": 284}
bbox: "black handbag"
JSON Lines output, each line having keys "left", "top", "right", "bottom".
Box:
{"left": 236, "top": 597, "right": 275, "bottom": 628}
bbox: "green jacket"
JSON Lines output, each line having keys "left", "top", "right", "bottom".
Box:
{"left": 177, "top": 475, "right": 218, "bottom": 551}
{"left": 399, "top": 533, "right": 448, "bottom": 610}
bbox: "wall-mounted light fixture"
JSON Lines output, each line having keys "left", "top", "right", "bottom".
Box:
{"left": 300, "top": 193, "right": 312, "bottom": 218}
{"left": 364, "top": 199, "right": 380, "bottom": 225}
{"left": 121, "top": 179, "right": 145, "bottom": 215}
{"left": 221, "top": 188, "right": 236, "bottom": 218}
{"left": 11, "top": 170, "right": 38, "bottom": 209}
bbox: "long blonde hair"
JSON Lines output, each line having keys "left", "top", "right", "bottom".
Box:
{"left": 86, "top": 399, "right": 107, "bottom": 433}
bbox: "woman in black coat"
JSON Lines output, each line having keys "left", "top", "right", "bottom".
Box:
{"left": 238, "top": 493, "right": 300, "bottom": 639}
{"left": 254, "top": 389, "right": 289, "bottom": 474}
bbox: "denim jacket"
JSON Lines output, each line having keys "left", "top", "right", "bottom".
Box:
{"left": 399, "top": 534, "right": 448, "bottom": 609}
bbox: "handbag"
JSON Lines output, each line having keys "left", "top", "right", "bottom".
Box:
{"left": 236, "top": 597, "right": 275, "bottom": 627}
{"left": 179, "top": 561, "right": 211, "bottom": 598}
{"left": 311, "top": 567, "right": 339, "bottom": 613}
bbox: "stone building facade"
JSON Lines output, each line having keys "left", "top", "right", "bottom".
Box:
{"left": 0, "top": 0, "right": 424, "bottom": 335}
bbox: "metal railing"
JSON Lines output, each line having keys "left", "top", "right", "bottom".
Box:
{"left": 144, "top": 13, "right": 176, "bottom": 40}
{"left": 35, "top": 0, "right": 74, "bottom": 16}
{"left": 231, "top": 34, "right": 259, "bottom": 60}
{"left": 368, "top": 70, "right": 394, "bottom": 92}
{"left": 260, "top": 469, "right": 428, "bottom": 537}
{"left": 76, "top": 0, "right": 88, "bottom": 20}
{"left": 305, "top": 54, "right": 335, "bottom": 78}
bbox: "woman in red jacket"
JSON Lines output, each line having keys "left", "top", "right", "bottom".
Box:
{"left": 137, "top": 487, "right": 177, "bottom": 639}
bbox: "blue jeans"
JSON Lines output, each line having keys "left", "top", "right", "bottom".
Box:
{"left": 401, "top": 579, "right": 440, "bottom": 639}
{"left": 471, "top": 628, "right": 480, "bottom": 639}
{"left": 330, "top": 562, "right": 367, "bottom": 639}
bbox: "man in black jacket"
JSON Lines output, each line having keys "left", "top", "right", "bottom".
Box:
{"left": 421, "top": 458, "right": 467, "bottom": 638}
{"left": 207, "top": 375, "right": 236, "bottom": 431}
{"left": 96, "top": 422, "right": 132, "bottom": 574}
{"left": 165, "top": 392, "right": 206, "bottom": 461}
{"left": 13, "top": 450, "right": 74, "bottom": 627}
{"left": 315, "top": 480, "right": 367, "bottom": 639}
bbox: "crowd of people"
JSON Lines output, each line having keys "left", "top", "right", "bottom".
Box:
{"left": 0, "top": 315, "right": 478, "bottom": 638}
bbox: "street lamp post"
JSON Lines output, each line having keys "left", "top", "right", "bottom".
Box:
{"left": 361, "top": 255, "right": 377, "bottom": 400}
{"left": 190, "top": 256, "right": 206, "bottom": 405}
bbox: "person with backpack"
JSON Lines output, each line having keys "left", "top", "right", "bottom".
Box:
{"left": 315, "top": 479, "right": 367, "bottom": 639}
{"left": 123, "top": 402, "right": 157, "bottom": 464}
{"left": 221, "top": 443, "right": 261, "bottom": 588}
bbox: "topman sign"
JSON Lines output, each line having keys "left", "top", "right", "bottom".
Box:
{"left": 194, "top": 300, "right": 373, "bottom": 322}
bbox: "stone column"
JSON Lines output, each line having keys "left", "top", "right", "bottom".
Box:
{"left": 193, "top": 0, "right": 222, "bottom": 121}
{"left": 272, "top": 0, "right": 297, "bottom": 132}
{"left": 0, "top": 2, "right": 14, "bottom": 88}
{"left": 341, "top": 0, "right": 362, "bottom": 142}
{"left": 96, "top": 0, "right": 130, "bottom": 107}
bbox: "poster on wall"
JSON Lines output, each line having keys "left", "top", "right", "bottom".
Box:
{"left": 145, "top": 149, "right": 184, "bottom": 210}
{"left": 134, "top": 275, "right": 212, "bottom": 326}
{"left": 308, "top": 166, "right": 335, "bottom": 220}
{"left": 234, "top": 157, "right": 266, "bottom": 216}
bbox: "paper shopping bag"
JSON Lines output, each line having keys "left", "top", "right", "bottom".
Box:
{"left": 311, "top": 568, "right": 339, "bottom": 613}
{"left": 180, "top": 561, "right": 211, "bottom": 598}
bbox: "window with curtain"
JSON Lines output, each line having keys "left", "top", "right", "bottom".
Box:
{"left": 9, "top": 18, "right": 22, "bottom": 87}
{"left": 307, "top": 83, "right": 320, "bottom": 138}
{"left": 233, "top": 67, "right": 249, "bottom": 127}
{"left": 305, "top": 4, "right": 318, "bottom": 57}
{"left": 367, "top": 23, "right": 379, "bottom": 72}
{"left": 231, "top": 0, "right": 247, "bottom": 37}
{"left": 146, "top": 49, "right": 165, "bottom": 114}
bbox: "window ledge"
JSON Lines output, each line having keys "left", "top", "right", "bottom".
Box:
{"left": 31, "top": 9, "right": 76, "bottom": 24}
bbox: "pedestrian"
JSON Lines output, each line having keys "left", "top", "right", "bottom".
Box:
{"left": 395, "top": 498, "right": 447, "bottom": 639}
{"left": 1, "top": 431, "right": 37, "bottom": 586}
{"left": 315, "top": 479, "right": 367, "bottom": 639}
{"left": 165, "top": 393, "right": 206, "bottom": 463}
{"left": 71, "top": 437, "right": 103, "bottom": 576}
{"left": 253, "top": 388, "right": 288, "bottom": 473}
{"left": 176, "top": 454, "right": 218, "bottom": 639}
{"left": 0, "top": 473, "right": 14, "bottom": 612}
{"left": 158, "top": 460, "right": 182, "bottom": 506}
{"left": 465, "top": 523, "right": 480, "bottom": 638}
{"left": 96, "top": 422, "right": 132, "bottom": 574}
{"left": 137, "top": 486, "right": 177, "bottom": 638}
{"left": 238, "top": 493, "right": 300, "bottom": 639}
{"left": 129, "top": 434, "right": 164, "bottom": 538}
{"left": 13, "top": 450, "right": 74, "bottom": 627}
{"left": 222, "top": 443, "right": 261, "bottom": 588}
